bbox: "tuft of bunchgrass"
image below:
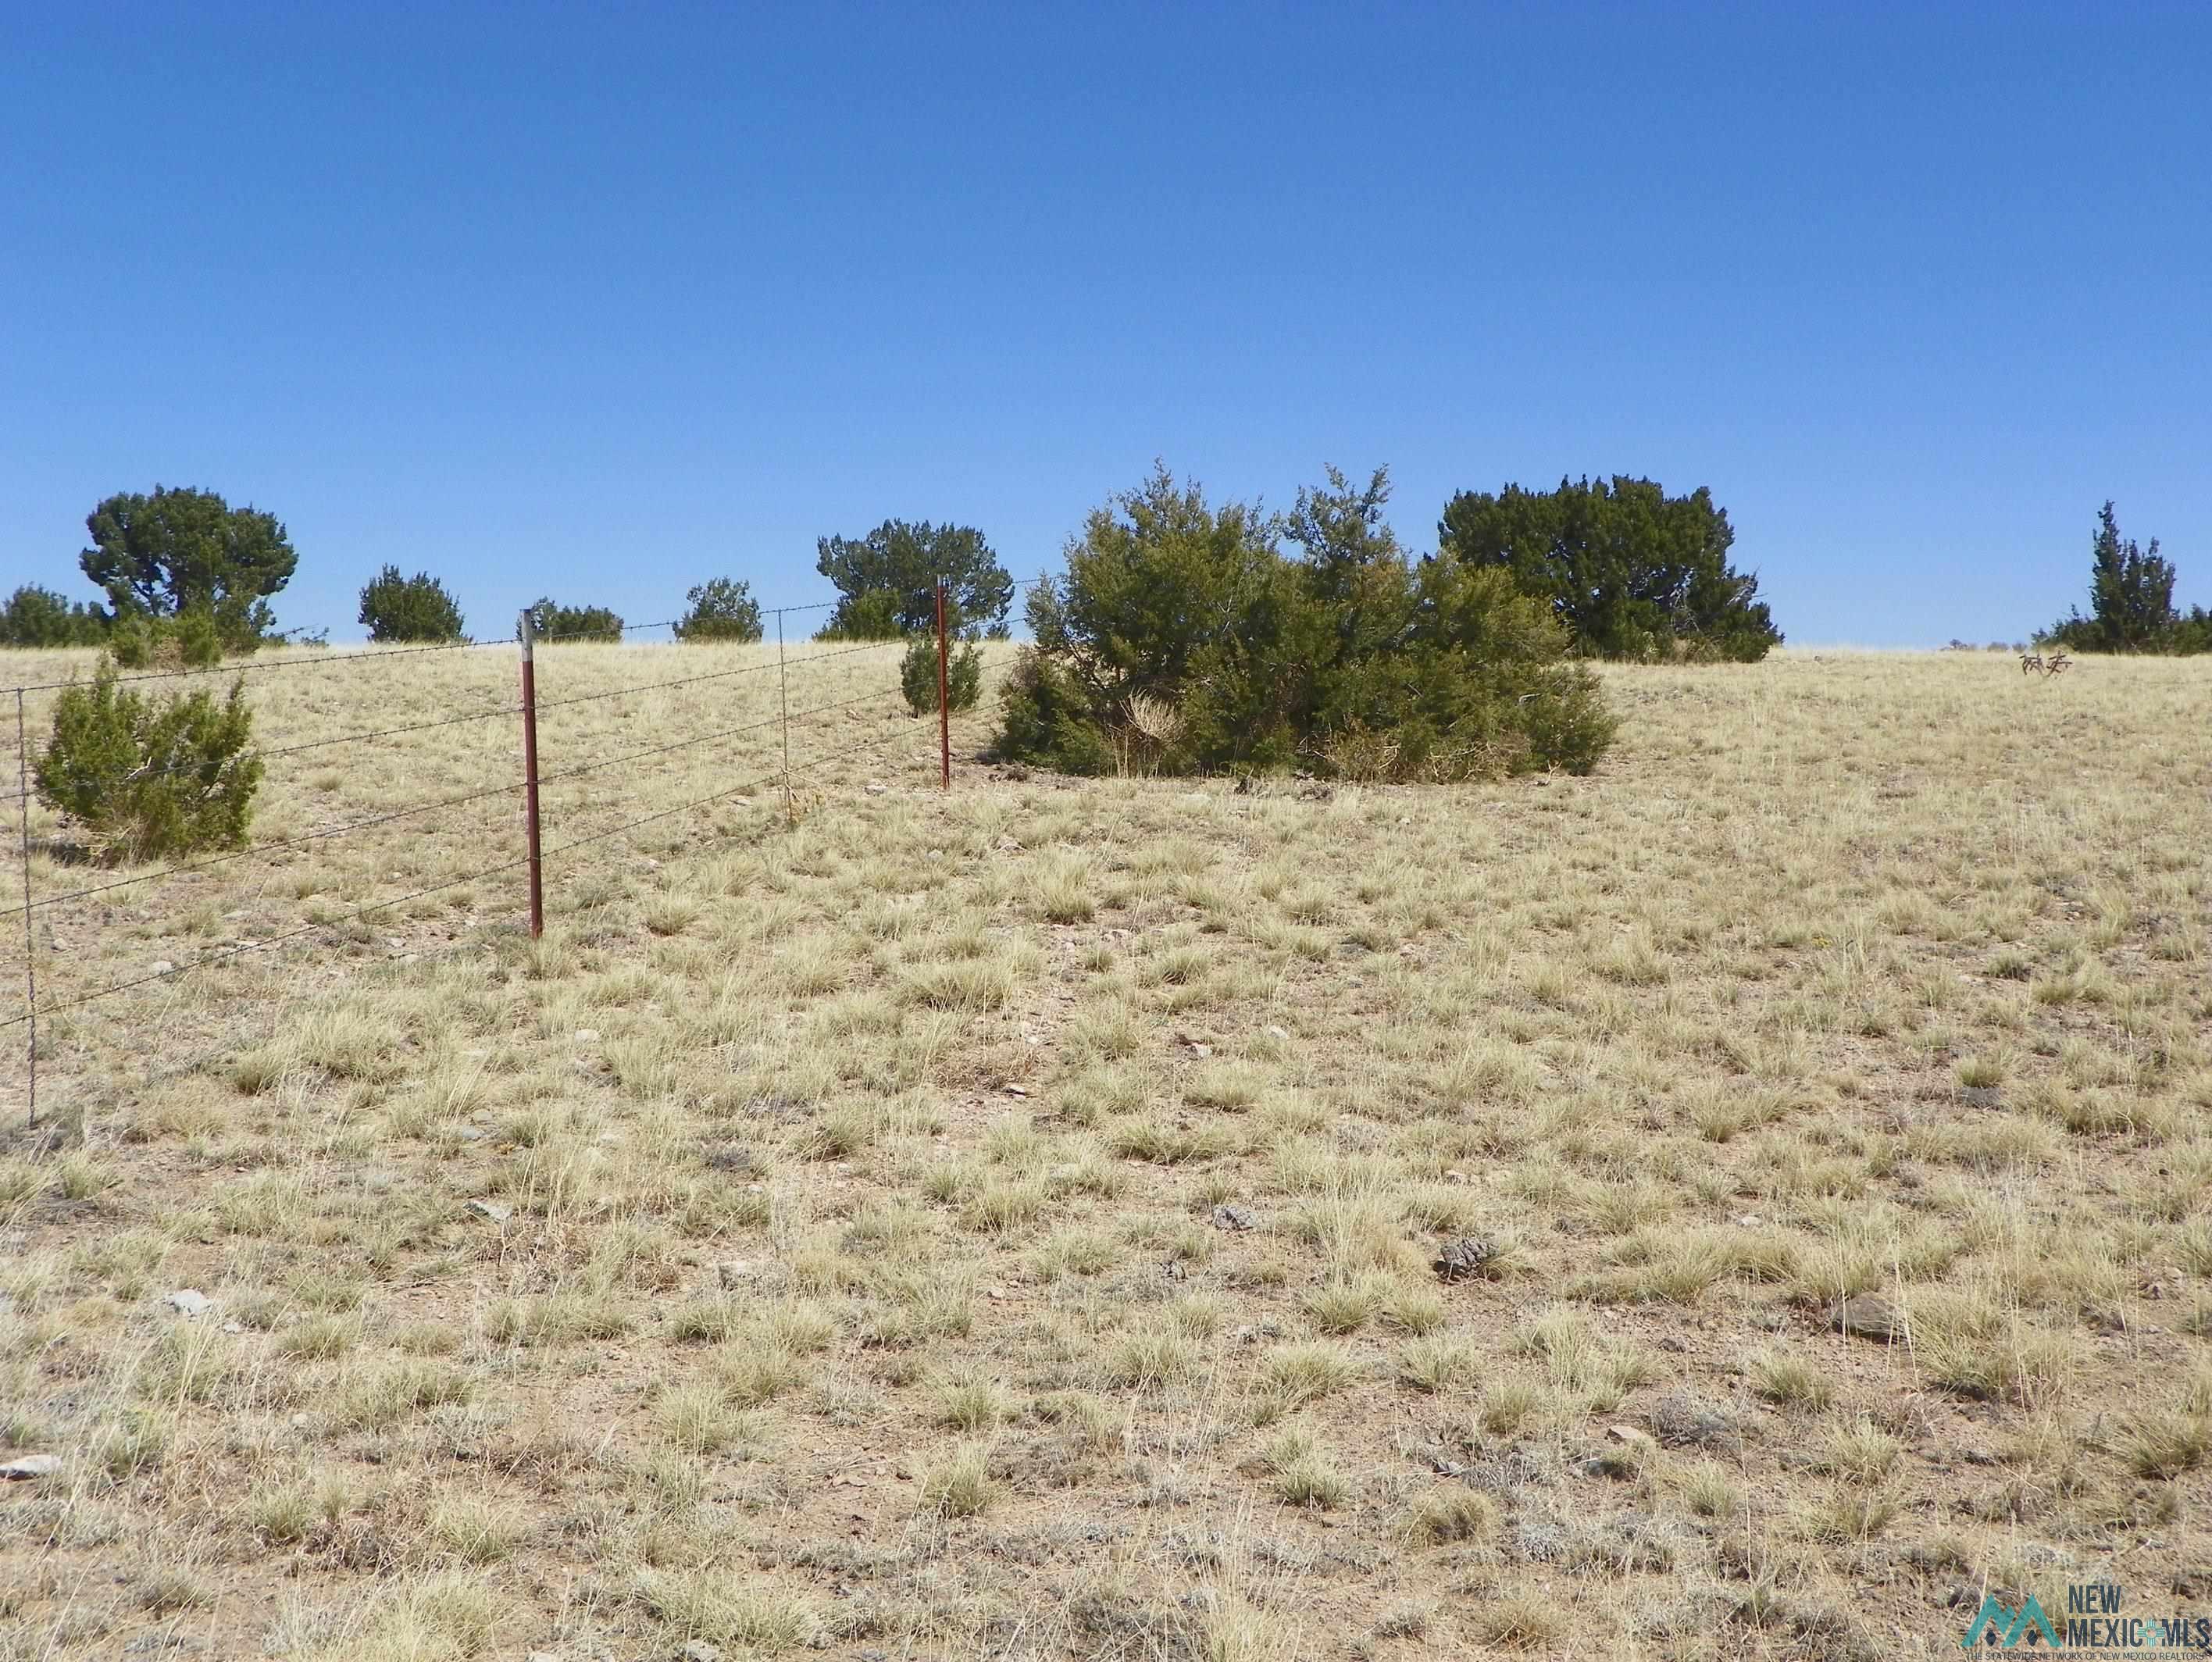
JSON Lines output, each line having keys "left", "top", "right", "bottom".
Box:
{"left": 1261, "top": 1427, "right": 1350, "bottom": 1510}
{"left": 919, "top": 1442, "right": 997, "bottom": 1518}
{"left": 1404, "top": 1486, "right": 1497, "bottom": 1545}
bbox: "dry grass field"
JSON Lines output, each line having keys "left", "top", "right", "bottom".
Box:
{"left": 2, "top": 643, "right": 2209, "bottom": 1660}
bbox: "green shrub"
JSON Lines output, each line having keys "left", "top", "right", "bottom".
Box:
{"left": 898, "top": 597, "right": 983, "bottom": 717}
{"left": 108, "top": 617, "right": 154, "bottom": 668}
{"left": 1518, "top": 661, "right": 1618, "bottom": 774}
{"left": 108, "top": 618, "right": 152, "bottom": 668}
{"left": 996, "top": 465, "right": 1618, "bottom": 780}
{"left": 359, "top": 565, "right": 466, "bottom": 642}
{"left": 675, "top": 577, "right": 763, "bottom": 643}
{"left": 172, "top": 610, "right": 224, "bottom": 668}
{"left": 527, "top": 597, "right": 623, "bottom": 642}
{"left": 816, "top": 519, "right": 1013, "bottom": 637}
{"left": 107, "top": 610, "right": 225, "bottom": 670}
{"left": 1438, "top": 474, "right": 1780, "bottom": 662}
{"left": 2043, "top": 502, "right": 2210, "bottom": 655}
{"left": 815, "top": 590, "right": 902, "bottom": 642}
{"left": 79, "top": 485, "right": 293, "bottom": 654}
{"left": 995, "top": 650, "right": 1114, "bottom": 776}
{"left": 901, "top": 632, "right": 981, "bottom": 716}
{"left": 0, "top": 585, "right": 109, "bottom": 648}
{"left": 35, "top": 660, "right": 262, "bottom": 861}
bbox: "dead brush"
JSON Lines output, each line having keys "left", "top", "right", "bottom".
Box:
{"left": 1416, "top": 731, "right": 1529, "bottom": 781}
{"left": 1110, "top": 690, "right": 1185, "bottom": 776}
{"left": 1315, "top": 722, "right": 1525, "bottom": 783}
{"left": 1316, "top": 722, "right": 1401, "bottom": 784}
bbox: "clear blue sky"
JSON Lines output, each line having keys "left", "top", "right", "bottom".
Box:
{"left": 4, "top": 3, "right": 2206, "bottom": 644}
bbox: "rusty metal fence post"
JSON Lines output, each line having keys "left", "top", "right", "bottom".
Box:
{"left": 936, "top": 579, "right": 951, "bottom": 791}
{"left": 517, "top": 610, "right": 544, "bottom": 937}
{"left": 16, "top": 689, "right": 35, "bottom": 1126}
{"left": 776, "top": 608, "right": 794, "bottom": 822}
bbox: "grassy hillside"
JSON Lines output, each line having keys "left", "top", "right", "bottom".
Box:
{"left": 2, "top": 646, "right": 2208, "bottom": 1660}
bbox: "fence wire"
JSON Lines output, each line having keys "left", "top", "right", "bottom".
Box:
{"left": 9, "top": 636, "right": 497, "bottom": 697}
{"left": 2, "top": 622, "right": 1001, "bottom": 1105}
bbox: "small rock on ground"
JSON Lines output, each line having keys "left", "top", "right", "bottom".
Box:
{"left": 1209, "top": 1204, "right": 1257, "bottom": 1232}
{"left": 1431, "top": 1237, "right": 1497, "bottom": 1282}
{"left": 1, "top": 1454, "right": 62, "bottom": 1480}
{"left": 682, "top": 1642, "right": 724, "bottom": 1662}
{"left": 1829, "top": 1293, "right": 1910, "bottom": 1342}
{"left": 466, "top": 1200, "right": 512, "bottom": 1225}
{"left": 162, "top": 1289, "right": 212, "bottom": 1318}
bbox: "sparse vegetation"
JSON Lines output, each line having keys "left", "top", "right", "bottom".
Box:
{"left": 2, "top": 640, "right": 2208, "bottom": 1657}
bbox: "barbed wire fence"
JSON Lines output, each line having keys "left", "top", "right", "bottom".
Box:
{"left": 2, "top": 582, "right": 1039, "bottom": 1129}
